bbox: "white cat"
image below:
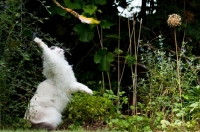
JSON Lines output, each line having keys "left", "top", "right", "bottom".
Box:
{"left": 24, "top": 37, "right": 93, "bottom": 131}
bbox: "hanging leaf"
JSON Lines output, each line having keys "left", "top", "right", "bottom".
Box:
{"left": 94, "top": 48, "right": 114, "bottom": 72}
{"left": 49, "top": 4, "right": 67, "bottom": 16}
{"left": 79, "top": 15, "right": 100, "bottom": 24}
{"left": 94, "top": 48, "right": 107, "bottom": 63}
{"left": 79, "top": 29, "right": 94, "bottom": 42}
{"left": 73, "top": 24, "right": 95, "bottom": 42}
{"left": 83, "top": 5, "right": 97, "bottom": 15}
{"left": 98, "top": 52, "right": 114, "bottom": 71}
{"left": 94, "top": 0, "right": 106, "bottom": 5}
{"left": 100, "top": 19, "right": 115, "bottom": 29}
{"left": 64, "top": 0, "right": 84, "bottom": 9}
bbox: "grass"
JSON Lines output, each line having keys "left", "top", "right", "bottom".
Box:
{"left": 1, "top": 129, "right": 108, "bottom": 132}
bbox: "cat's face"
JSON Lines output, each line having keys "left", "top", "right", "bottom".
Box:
{"left": 50, "top": 46, "right": 65, "bottom": 59}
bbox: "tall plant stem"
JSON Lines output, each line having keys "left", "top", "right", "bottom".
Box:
{"left": 128, "top": 16, "right": 136, "bottom": 115}
{"left": 117, "top": 16, "right": 121, "bottom": 105}
{"left": 134, "top": 18, "right": 142, "bottom": 115}
{"left": 174, "top": 28, "right": 183, "bottom": 120}
{"left": 97, "top": 26, "right": 105, "bottom": 91}
{"left": 107, "top": 72, "right": 112, "bottom": 90}
{"left": 182, "top": 21, "right": 187, "bottom": 43}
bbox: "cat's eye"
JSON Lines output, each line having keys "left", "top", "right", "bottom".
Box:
{"left": 50, "top": 46, "right": 56, "bottom": 50}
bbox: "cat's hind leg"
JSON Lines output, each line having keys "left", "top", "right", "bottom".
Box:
{"left": 27, "top": 106, "right": 62, "bottom": 131}
{"left": 31, "top": 121, "right": 56, "bottom": 131}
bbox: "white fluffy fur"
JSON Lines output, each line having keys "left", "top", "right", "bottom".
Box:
{"left": 25, "top": 37, "right": 93, "bottom": 130}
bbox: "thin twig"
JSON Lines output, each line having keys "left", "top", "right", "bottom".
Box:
{"left": 174, "top": 28, "right": 183, "bottom": 121}
{"left": 117, "top": 16, "right": 121, "bottom": 105}
{"left": 107, "top": 72, "right": 112, "bottom": 90}
{"left": 128, "top": 16, "right": 136, "bottom": 115}
{"left": 96, "top": 26, "right": 105, "bottom": 91}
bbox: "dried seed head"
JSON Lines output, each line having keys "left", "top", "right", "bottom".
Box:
{"left": 167, "top": 14, "right": 182, "bottom": 27}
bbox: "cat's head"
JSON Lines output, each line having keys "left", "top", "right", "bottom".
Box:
{"left": 50, "top": 46, "right": 65, "bottom": 59}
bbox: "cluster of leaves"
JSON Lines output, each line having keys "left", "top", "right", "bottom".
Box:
{"left": 61, "top": 90, "right": 128, "bottom": 130}
{"left": 49, "top": 0, "right": 114, "bottom": 42}
{"left": 0, "top": 0, "right": 63, "bottom": 129}
{"left": 108, "top": 115, "right": 151, "bottom": 132}
{"left": 94, "top": 48, "right": 114, "bottom": 72}
{"left": 46, "top": 1, "right": 200, "bottom": 131}
{"left": 134, "top": 37, "right": 200, "bottom": 131}
{"left": 2, "top": 0, "right": 200, "bottom": 131}
{"left": 63, "top": 91, "right": 113, "bottom": 125}
{"left": 0, "top": 0, "right": 35, "bottom": 128}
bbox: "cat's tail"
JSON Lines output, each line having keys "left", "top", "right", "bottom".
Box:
{"left": 31, "top": 121, "right": 56, "bottom": 131}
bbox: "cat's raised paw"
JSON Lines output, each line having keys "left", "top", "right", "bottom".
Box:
{"left": 34, "top": 37, "right": 42, "bottom": 44}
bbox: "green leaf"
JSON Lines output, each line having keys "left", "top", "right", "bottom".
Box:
{"left": 73, "top": 24, "right": 95, "bottom": 42}
{"left": 83, "top": 5, "right": 97, "bottom": 15}
{"left": 114, "top": 47, "right": 123, "bottom": 55}
{"left": 125, "top": 55, "right": 136, "bottom": 66}
{"left": 100, "top": 19, "right": 115, "bottom": 29}
{"left": 23, "top": 53, "right": 30, "bottom": 61}
{"left": 94, "top": 0, "right": 106, "bottom": 5}
{"left": 99, "top": 52, "right": 114, "bottom": 71}
{"left": 94, "top": 48, "right": 107, "bottom": 64}
{"left": 130, "top": 105, "right": 134, "bottom": 110}
{"left": 49, "top": 4, "right": 67, "bottom": 16}
{"left": 64, "top": 0, "right": 84, "bottom": 9}
{"left": 94, "top": 49, "right": 114, "bottom": 72}
{"left": 80, "top": 30, "right": 94, "bottom": 42}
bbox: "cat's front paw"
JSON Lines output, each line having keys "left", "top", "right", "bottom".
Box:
{"left": 85, "top": 88, "right": 93, "bottom": 95}
{"left": 34, "top": 37, "right": 42, "bottom": 44}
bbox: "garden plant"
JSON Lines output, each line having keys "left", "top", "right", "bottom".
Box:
{"left": 1, "top": 0, "right": 200, "bottom": 131}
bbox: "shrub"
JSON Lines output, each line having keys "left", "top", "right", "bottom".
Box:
{"left": 136, "top": 36, "right": 200, "bottom": 131}
{"left": 0, "top": 0, "right": 62, "bottom": 129}
{"left": 61, "top": 90, "right": 128, "bottom": 130}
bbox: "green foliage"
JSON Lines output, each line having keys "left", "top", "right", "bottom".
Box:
{"left": 73, "top": 24, "right": 95, "bottom": 42}
{"left": 103, "top": 90, "right": 128, "bottom": 112}
{"left": 93, "top": 0, "right": 106, "bottom": 5}
{"left": 136, "top": 36, "right": 200, "bottom": 131}
{"left": 50, "top": 0, "right": 110, "bottom": 42}
{"left": 125, "top": 54, "right": 135, "bottom": 67}
{"left": 100, "top": 16, "right": 115, "bottom": 29}
{"left": 50, "top": 4, "right": 68, "bottom": 16}
{"left": 64, "top": 0, "right": 83, "bottom": 9}
{"left": 94, "top": 48, "right": 114, "bottom": 72}
{"left": 83, "top": 5, "right": 97, "bottom": 15}
{"left": 2, "top": 0, "right": 200, "bottom": 131}
{"left": 108, "top": 115, "right": 151, "bottom": 132}
{"left": 114, "top": 47, "right": 123, "bottom": 55}
{"left": 62, "top": 90, "right": 128, "bottom": 130}
{"left": 63, "top": 92, "right": 113, "bottom": 124}
{"left": 0, "top": 0, "right": 63, "bottom": 129}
